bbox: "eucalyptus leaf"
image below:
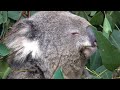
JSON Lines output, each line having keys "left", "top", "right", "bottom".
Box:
{"left": 76, "top": 11, "right": 91, "bottom": 21}
{"left": 106, "top": 11, "right": 113, "bottom": 15}
{"left": 2, "top": 11, "right": 7, "bottom": 23}
{"left": 89, "top": 50, "right": 102, "bottom": 70}
{"left": 84, "top": 11, "right": 91, "bottom": 15}
{"left": 53, "top": 67, "right": 64, "bottom": 79}
{"left": 0, "top": 60, "right": 10, "bottom": 78}
{"left": 30, "top": 11, "right": 38, "bottom": 16}
{"left": 109, "top": 30, "right": 120, "bottom": 50}
{"left": 90, "top": 11, "right": 104, "bottom": 25}
{"left": 111, "top": 11, "right": 120, "bottom": 26}
{"left": 103, "top": 15, "right": 112, "bottom": 38}
{"left": 0, "top": 14, "right": 3, "bottom": 24}
{"left": 0, "top": 43, "right": 10, "bottom": 56}
{"left": 90, "top": 11, "right": 97, "bottom": 16}
{"left": 106, "top": 14, "right": 114, "bottom": 29}
{"left": 8, "top": 11, "right": 21, "bottom": 20}
{"left": 91, "top": 26, "right": 120, "bottom": 71}
{"left": 2, "top": 67, "right": 11, "bottom": 79}
{"left": 95, "top": 65, "right": 112, "bottom": 79}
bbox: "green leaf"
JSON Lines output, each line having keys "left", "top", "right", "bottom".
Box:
{"left": 90, "top": 11, "right": 97, "bottom": 16}
{"left": 90, "top": 11, "right": 104, "bottom": 25}
{"left": 8, "top": 11, "right": 21, "bottom": 20}
{"left": 106, "top": 11, "right": 113, "bottom": 15}
{"left": 0, "top": 60, "right": 10, "bottom": 78}
{"left": 90, "top": 76, "right": 102, "bottom": 79}
{"left": 89, "top": 50, "right": 102, "bottom": 70}
{"left": 0, "top": 14, "right": 3, "bottom": 24}
{"left": 53, "top": 67, "right": 64, "bottom": 79}
{"left": 76, "top": 11, "right": 91, "bottom": 21}
{"left": 111, "top": 11, "right": 120, "bottom": 26}
{"left": 103, "top": 15, "right": 112, "bottom": 38}
{"left": 84, "top": 11, "right": 91, "bottom": 15}
{"left": 0, "top": 43, "right": 10, "bottom": 56}
{"left": 91, "top": 26, "right": 120, "bottom": 71}
{"left": 2, "top": 11, "right": 7, "bottom": 23}
{"left": 110, "top": 30, "right": 120, "bottom": 50}
{"left": 2, "top": 67, "right": 11, "bottom": 79}
{"left": 30, "top": 11, "right": 38, "bottom": 16}
{"left": 106, "top": 14, "right": 114, "bottom": 29}
{"left": 5, "top": 18, "right": 10, "bottom": 31}
{"left": 95, "top": 65, "right": 112, "bottom": 79}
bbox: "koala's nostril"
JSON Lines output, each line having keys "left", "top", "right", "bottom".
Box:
{"left": 86, "top": 26, "right": 97, "bottom": 47}
{"left": 89, "top": 36, "right": 97, "bottom": 47}
{"left": 91, "top": 40, "right": 97, "bottom": 47}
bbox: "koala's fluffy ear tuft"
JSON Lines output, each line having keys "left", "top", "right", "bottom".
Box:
{"left": 4, "top": 19, "right": 42, "bottom": 66}
{"left": 10, "top": 19, "right": 39, "bottom": 40}
{"left": 5, "top": 19, "right": 32, "bottom": 37}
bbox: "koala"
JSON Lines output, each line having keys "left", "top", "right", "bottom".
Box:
{"left": 4, "top": 11, "right": 97, "bottom": 79}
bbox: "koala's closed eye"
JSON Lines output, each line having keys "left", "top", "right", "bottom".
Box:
{"left": 71, "top": 32, "right": 80, "bottom": 35}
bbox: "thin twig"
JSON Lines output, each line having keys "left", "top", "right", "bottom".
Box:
{"left": 50, "top": 47, "right": 66, "bottom": 79}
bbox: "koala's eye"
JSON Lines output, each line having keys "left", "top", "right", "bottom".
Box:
{"left": 71, "top": 32, "right": 79, "bottom": 35}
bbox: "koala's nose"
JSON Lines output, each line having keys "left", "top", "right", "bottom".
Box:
{"left": 86, "top": 26, "right": 96, "bottom": 47}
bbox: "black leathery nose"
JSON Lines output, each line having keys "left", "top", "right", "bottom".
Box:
{"left": 86, "top": 26, "right": 96, "bottom": 47}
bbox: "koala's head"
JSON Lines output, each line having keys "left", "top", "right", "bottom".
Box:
{"left": 4, "top": 11, "right": 97, "bottom": 79}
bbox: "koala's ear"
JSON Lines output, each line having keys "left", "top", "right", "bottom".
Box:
{"left": 5, "top": 19, "right": 42, "bottom": 67}
{"left": 7, "top": 19, "right": 31, "bottom": 35}
{"left": 10, "top": 19, "right": 38, "bottom": 39}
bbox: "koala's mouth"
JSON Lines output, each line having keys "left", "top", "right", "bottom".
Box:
{"left": 80, "top": 41, "right": 97, "bottom": 59}
{"left": 91, "top": 40, "right": 97, "bottom": 47}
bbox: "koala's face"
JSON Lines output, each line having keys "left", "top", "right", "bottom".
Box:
{"left": 41, "top": 11, "right": 97, "bottom": 59}
{"left": 47, "top": 12, "right": 97, "bottom": 79}
{"left": 62, "top": 22, "right": 97, "bottom": 59}
{"left": 5, "top": 11, "right": 97, "bottom": 79}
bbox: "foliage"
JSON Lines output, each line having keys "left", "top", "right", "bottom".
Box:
{"left": 71, "top": 11, "right": 120, "bottom": 79}
{"left": 53, "top": 67, "right": 64, "bottom": 79}
{"left": 0, "top": 11, "right": 120, "bottom": 79}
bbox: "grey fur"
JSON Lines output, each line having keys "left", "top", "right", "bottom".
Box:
{"left": 4, "top": 11, "right": 97, "bottom": 79}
